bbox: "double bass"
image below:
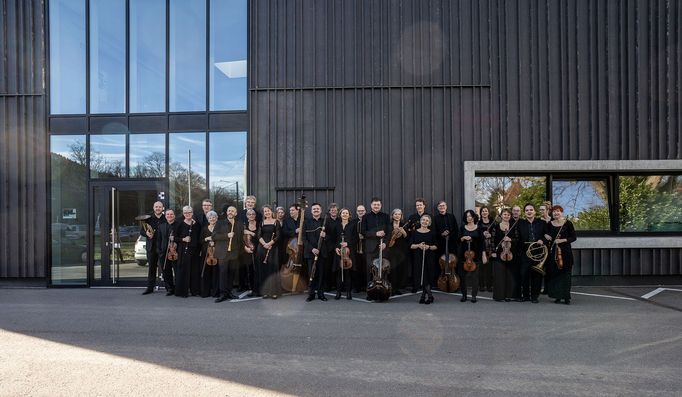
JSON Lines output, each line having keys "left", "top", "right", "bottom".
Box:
{"left": 281, "top": 196, "right": 307, "bottom": 292}
{"left": 367, "top": 237, "right": 391, "bottom": 301}
{"left": 437, "top": 235, "right": 459, "bottom": 292}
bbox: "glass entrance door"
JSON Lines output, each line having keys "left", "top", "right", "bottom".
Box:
{"left": 90, "top": 181, "right": 166, "bottom": 286}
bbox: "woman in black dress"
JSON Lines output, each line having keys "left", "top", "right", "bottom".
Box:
{"left": 332, "top": 208, "right": 357, "bottom": 300}
{"left": 257, "top": 205, "right": 282, "bottom": 299}
{"left": 478, "top": 206, "right": 495, "bottom": 292}
{"left": 387, "top": 208, "right": 410, "bottom": 295}
{"left": 459, "top": 210, "right": 483, "bottom": 303}
{"left": 544, "top": 205, "right": 577, "bottom": 304}
{"left": 243, "top": 209, "right": 259, "bottom": 296}
{"left": 176, "top": 205, "right": 200, "bottom": 298}
{"left": 409, "top": 215, "right": 438, "bottom": 304}
{"left": 491, "top": 208, "right": 519, "bottom": 302}
{"left": 199, "top": 210, "right": 221, "bottom": 298}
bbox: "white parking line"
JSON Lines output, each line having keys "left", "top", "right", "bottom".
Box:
{"left": 641, "top": 288, "right": 667, "bottom": 299}
{"left": 570, "top": 291, "right": 636, "bottom": 301}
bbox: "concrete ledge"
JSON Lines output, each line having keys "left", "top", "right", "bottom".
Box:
{"left": 573, "top": 237, "right": 682, "bottom": 249}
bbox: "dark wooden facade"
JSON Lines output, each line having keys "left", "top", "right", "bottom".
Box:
{"left": 0, "top": 0, "right": 47, "bottom": 278}
{"left": 249, "top": 0, "right": 681, "bottom": 277}
{"left": 0, "top": 0, "right": 680, "bottom": 280}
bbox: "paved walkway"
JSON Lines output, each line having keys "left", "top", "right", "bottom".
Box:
{"left": 1, "top": 286, "right": 680, "bottom": 396}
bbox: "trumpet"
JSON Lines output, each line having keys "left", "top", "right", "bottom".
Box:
{"left": 526, "top": 241, "right": 549, "bottom": 275}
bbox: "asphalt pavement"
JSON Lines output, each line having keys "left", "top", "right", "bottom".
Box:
{"left": 0, "top": 285, "right": 680, "bottom": 396}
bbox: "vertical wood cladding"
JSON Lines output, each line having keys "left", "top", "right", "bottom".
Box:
{"left": 249, "top": 0, "right": 681, "bottom": 276}
{"left": 0, "top": 0, "right": 47, "bottom": 278}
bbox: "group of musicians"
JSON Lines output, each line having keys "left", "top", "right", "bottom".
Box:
{"left": 141, "top": 195, "right": 577, "bottom": 305}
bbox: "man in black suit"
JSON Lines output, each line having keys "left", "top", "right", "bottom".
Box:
{"left": 215, "top": 206, "right": 244, "bottom": 302}
{"left": 142, "top": 201, "right": 166, "bottom": 295}
{"left": 361, "top": 197, "right": 390, "bottom": 300}
{"left": 304, "top": 203, "right": 328, "bottom": 302}
{"left": 156, "top": 209, "right": 181, "bottom": 295}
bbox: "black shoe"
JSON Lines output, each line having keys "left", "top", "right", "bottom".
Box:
{"left": 426, "top": 296, "right": 434, "bottom": 304}
{"left": 522, "top": 297, "right": 530, "bottom": 302}
{"left": 215, "top": 296, "right": 229, "bottom": 303}
{"left": 346, "top": 292, "right": 352, "bottom": 300}
{"left": 554, "top": 298, "right": 562, "bottom": 304}
{"left": 166, "top": 291, "right": 174, "bottom": 296}
{"left": 460, "top": 296, "right": 467, "bottom": 302}
{"left": 564, "top": 300, "right": 571, "bottom": 305}
{"left": 393, "top": 290, "right": 403, "bottom": 295}
{"left": 306, "top": 294, "right": 315, "bottom": 302}
{"left": 246, "top": 292, "right": 255, "bottom": 298}
{"left": 142, "top": 289, "right": 153, "bottom": 295}
{"left": 366, "top": 295, "right": 373, "bottom": 301}
{"left": 226, "top": 293, "right": 238, "bottom": 300}
{"left": 334, "top": 292, "right": 341, "bottom": 300}
{"left": 318, "top": 294, "right": 328, "bottom": 301}
{"left": 504, "top": 298, "right": 511, "bottom": 302}
{"left": 494, "top": 299, "right": 504, "bottom": 302}
{"left": 419, "top": 295, "right": 426, "bottom": 304}
{"left": 471, "top": 297, "right": 477, "bottom": 303}
{"left": 531, "top": 299, "right": 539, "bottom": 304}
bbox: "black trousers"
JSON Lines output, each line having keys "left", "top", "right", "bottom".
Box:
{"left": 145, "top": 249, "right": 160, "bottom": 290}
{"left": 353, "top": 253, "right": 366, "bottom": 292}
{"left": 520, "top": 258, "right": 543, "bottom": 299}
{"left": 460, "top": 265, "right": 480, "bottom": 298}
{"left": 218, "top": 258, "right": 238, "bottom": 297}
{"left": 336, "top": 268, "right": 352, "bottom": 293}
{"left": 307, "top": 257, "right": 326, "bottom": 296}
{"left": 159, "top": 255, "right": 175, "bottom": 292}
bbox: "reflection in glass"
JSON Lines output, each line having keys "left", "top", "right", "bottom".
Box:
{"left": 210, "top": 0, "right": 247, "bottom": 110}
{"left": 619, "top": 175, "right": 682, "bottom": 232}
{"left": 130, "top": 0, "right": 166, "bottom": 113}
{"left": 169, "top": 132, "right": 207, "bottom": 210}
{"left": 552, "top": 180, "right": 610, "bottom": 231}
{"left": 49, "top": 0, "right": 86, "bottom": 114}
{"left": 89, "top": 0, "right": 126, "bottom": 113}
{"left": 90, "top": 134, "right": 126, "bottom": 178}
{"left": 475, "top": 176, "right": 546, "bottom": 216}
{"left": 169, "top": 0, "right": 206, "bottom": 111}
{"left": 51, "top": 135, "right": 88, "bottom": 285}
{"left": 209, "top": 132, "right": 247, "bottom": 208}
{"left": 130, "top": 134, "right": 166, "bottom": 177}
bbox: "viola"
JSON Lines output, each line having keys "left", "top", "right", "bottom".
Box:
{"left": 463, "top": 241, "right": 476, "bottom": 272}
{"left": 167, "top": 232, "right": 178, "bottom": 261}
{"left": 206, "top": 242, "right": 218, "bottom": 266}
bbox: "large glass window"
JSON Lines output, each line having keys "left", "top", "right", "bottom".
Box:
{"left": 475, "top": 176, "right": 547, "bottom": 216}
{"left": 90, "top": 134, "right": 126, "bottom": 178}
{"left": 51, "top": 135, "right": 88, "bottom": 285}
{"left": 49, "top": 0, "right": 86, "bottom": 114}
{"left": 619, "top": 175, "right": 682, "bottom": 232}
{"left": 129, "top": 134, "right": 166, "bottom": 177}
{"left": 169, "top": 0, "right": 206, "bottom": 112}
{"left": 130, "top": 0, "right": 166, "bottom": 113}
{"left": 209, "top": 132, "right": 247, "bottom": 208}
{"left": 210, "top": 0, "right": 247, "bottom": 111}
{"left": 552, "top": 179, "right": 610, "bottom": 231}
{"left": 169, "top": 133, "right": 207, "bottom": 210}
{"left": 89, "top": 0, "right": 126, "bottom": 113}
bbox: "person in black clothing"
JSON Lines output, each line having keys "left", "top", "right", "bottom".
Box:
{"left": 156, "top": 209, "right": 181, "bottom": 295}
{"left": 304, "top": 203, "right": 328, "bottom": 301}
{"left": 237, "top": 195, "right": 263, "bottom": 224}
{"left": 332, "top": 208, "right": 357, "bottom": 300}
{"left": 199, "top": 210, "right": 221, "bottom": 298}
{"left": 361, "top": 197, "right": 390, "bottom": 301}
{"left": 509, "top": 205, "right": 523, "bottom": 300}
{"left": 478, "top": 206, "right": 495, "bottom": 292}
{"left": 175, "top": 206, "right": 200, "bottom": 297}
{"left": 387, "top": 208, "right": 409, "bottom": 295}
{"left": 142, "top": 201, "right": 166, "bottom": 295}
{"left": 213, "top": 206, "right": 245, "bottom": 302}
{"left": 406, "top": 197, "right": 430, "bottom": 229}
{"left": 543, "top": 205, "right": 577, "bottom": 304}
{"left": 243, "top": 209, "right": 259, "bottom": 295}
{"left": 275, "top": 206, "right": 288, "bottom": 271}
{"left": 323, "top": 203, "right": 340, "bottom": 292}
{"left": 432, "top": 201, "right": 459, "bottom": 291}
{"left": 256, "top": 205, "right": 282, "bottom": 299}
{"left": 351, "top": 205, "right": 367, "bottom": 293}
{"left": 409, "top": 214, "right": 438, "bottom": 304}
{"left": 459, "top": 210, "right": 483, "bottom": 303}
{"left": 517, "top": 203, "right": 545, "bottom": 303}
{"left": 195, "top": 199, "right": 213, "bottom": 230}
{"left": 491, "top": 208, "right": 518, "bottom": 302}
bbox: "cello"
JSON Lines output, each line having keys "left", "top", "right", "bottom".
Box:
{"left": 367, "top": 237, "right": 392, "bottom": 301}
{"left": 437, "top": 235, "right": 460, "bottom": 292}
{"left": 281, "top": 196, "right": 308, "bottom": 292}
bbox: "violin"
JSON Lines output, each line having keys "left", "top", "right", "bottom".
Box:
{"left": 463, "top": 241, "right": 476, "bottom": 272}
{"left": 501, "top": 239, "right": 513, "bottom": 261}
{"left": 167, "top": 232, "right": 178, "bottom": 261}
{"left": 388, "top": 219, "right": 412, "bottom": 248}
{"left": 339, "top": 235, "right": 353, "bottom": 270}
{"left": 206, "top": 242, "right": 218, "bottom": 266}
{"left": 437, "top": 235, "right": 459, "bottom": 292}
